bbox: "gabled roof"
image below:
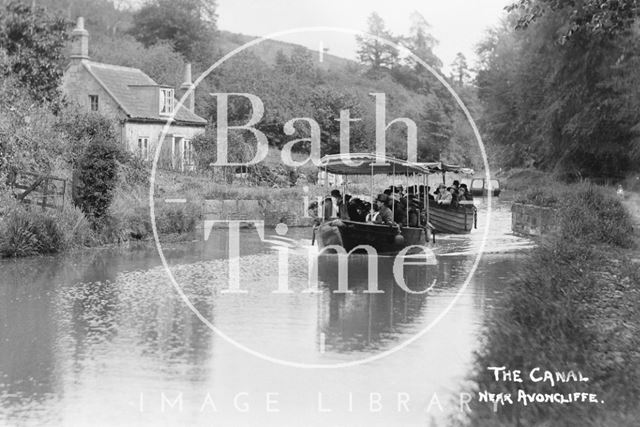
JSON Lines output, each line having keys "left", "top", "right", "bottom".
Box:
{"left": 82, "top": 61, "right": 207, "bottom": 126}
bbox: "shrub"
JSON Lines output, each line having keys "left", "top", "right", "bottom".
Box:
{"left": 559, "top": 185, "right": 634, "bottom": 248}
{"left": 0, "top": 204, "right": 65, "bottom": 257}
{"left": 0, "top": 210, "right": 42, "bottom": 257}
{"left": 74, "top": 135, "right": 126, "bottom": 225}
{"left": 56, "top": 204, "right": 94, "bottom": 248}
{"left": 156, "top": 203, "right": 198, "bottom": 235}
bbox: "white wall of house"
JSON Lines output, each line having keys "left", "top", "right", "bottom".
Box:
{"left": 123, "top": 122, "right": 204, "bottom": 171}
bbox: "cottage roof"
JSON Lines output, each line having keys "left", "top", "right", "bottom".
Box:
{"left": 83, "top": 61, "right": 207, "bottom": 126}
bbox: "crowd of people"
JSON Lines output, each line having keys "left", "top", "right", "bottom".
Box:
{"left": 309, "top": 180, "right": 474, "bottom": 227}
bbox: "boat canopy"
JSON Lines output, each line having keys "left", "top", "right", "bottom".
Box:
{"left": 416, "top": 162, "right": 475, "bottom": 175}
{"left": 318, "top": 153, "right": 472, "bottom": 176}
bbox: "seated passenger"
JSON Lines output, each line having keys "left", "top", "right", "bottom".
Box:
{"left": 329, "top": 189, "right": 350, "bottom": 220}
{"left": 448, "top": 186, "right": 459, "bottom": 207}
{"left": 347, "top": 198, "right": 368, "bottom": 222}
{"left": 372, "top": 194, "right": 394, "bottom": 224}
{"left": 458, "top": 184, "right": 473, "bottom": 202}
{"left": 394, "top": 197, "right": 407, "bottom": 225}
{"left": 365, "top": 203, "right": 380, "bottom": 223}
{"left": 435, "top": 184, "right": 452, "bottom": 206}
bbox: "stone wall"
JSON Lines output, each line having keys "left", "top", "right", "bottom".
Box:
{"left": 511, "top": 203, "right": 559, "bottom": 237}
{"left": 202, "top": 199, "right": 315, "bottom": 227}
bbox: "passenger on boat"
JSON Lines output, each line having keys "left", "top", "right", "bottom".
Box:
{"left": 394, "top": 197, "right": 407, "bottom": 225}
{"left": 420, "top": 185, "right": 434, "bottom": 201}
{"left": 372, "top": 194, "right": 394, "bottom": 224}
{"left": 435, "top": 184, "right": 452, "bottom": 206}
{"left": 408, "top": 195, "right": 420, "bottom": 227}
{"left": 365, "top": 203, "right": 380, "bottom": 223}
{"left": 458, "top": 184, "right": 473, "bottom": 201}
{"left": 347, "top": 198, "right": 369, "bottom": 222}
{"left": 332, "top": 189, "right": 351, "bottom": 220}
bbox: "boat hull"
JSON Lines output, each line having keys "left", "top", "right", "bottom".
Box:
{"left": 427, "top": 201, "right": 476, "bottom": 234}
{"left": 316, "top": 220, "right": 426, "bottom": 254}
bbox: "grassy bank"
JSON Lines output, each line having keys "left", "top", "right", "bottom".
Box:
{"left": 464, "top": 183, "right": 640, "bottom": 426}
{"left": 0, "top": 167, "right": 326, "bottom": 258}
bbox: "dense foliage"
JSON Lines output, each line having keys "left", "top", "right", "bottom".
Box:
{"left": 74, "top": 135, "right": 125, "bottom": 223}
{"left": 0, "top": 0, "right": 71, "bottom": 103}
{"left": 476, "top": 1, "right": 640, "bottom": 178}
{"left": 128, "top": 0, "right": 217, "bottom": 62}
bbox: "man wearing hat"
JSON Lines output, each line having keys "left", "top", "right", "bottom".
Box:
{"left": 370, "top": 194, "right": 393, "bottom": 224}
{"left": 435, "top": 183, "right": 452, "bottom": 206}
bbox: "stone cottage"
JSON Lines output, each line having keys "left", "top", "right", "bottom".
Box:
{"left": 62, "top": 17, "right": 207, "bottom": 171}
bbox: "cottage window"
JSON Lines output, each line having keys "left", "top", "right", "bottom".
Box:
{"left": 137, "top": 137, "right": 149, "bottom": 160}
{"left": 89, "top": 95, "right": 99, "bottom": 111}
{"left": 159, "top": 88, "right": 174, "bottom": 115}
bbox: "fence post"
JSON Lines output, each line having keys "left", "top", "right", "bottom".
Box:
{"left": 61, "top": 179, "right": 67, "bottom": 209}
{"left": 41, "top": 178, "right": 49, "bottom": 210}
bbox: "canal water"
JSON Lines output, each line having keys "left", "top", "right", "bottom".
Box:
{"left": 0, "top": 199, "right": 532, "bottom": 426}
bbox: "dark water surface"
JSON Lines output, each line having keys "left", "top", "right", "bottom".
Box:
{"left": 0, "top": 200, "right": 532, "bottom": 426}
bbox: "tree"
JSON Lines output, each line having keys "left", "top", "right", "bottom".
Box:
{"left": 507, "top": 0, "right": 640, "bottom": 40}
{"left": 406, "top": 11, "right": 442, "bottom": 70}
{"left": 356, "top": 12, "right": 399, "bottom": 71}
{"left": 90, "top": 34, "right": 185, "bottom": 86}
{"left": 309, "top": 88, "right": 366, "bottom": 155}
{"left": 129, "top": 0, "right": 217, "bottom": 62}
{"left": 475, "top": 5, "right": 640, "bottom": 177}
{"left": 450, "top": 52, "right": 471, "bottom": 85}
{"left": 0, "top": 1, "right": 71, "bottom": 103}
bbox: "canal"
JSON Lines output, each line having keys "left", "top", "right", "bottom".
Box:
{"left": 0, "top": 199, "right": 533, "bottom": 426}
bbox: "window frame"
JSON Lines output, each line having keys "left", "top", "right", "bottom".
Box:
{"left": 137, "top": 136, "right": 150, "bottom": 161}
{"left": 159, "top": 88, "right": 174, "bottom": 115}
{"left": 89, "top": 94, "right": 99, "bottom": 111}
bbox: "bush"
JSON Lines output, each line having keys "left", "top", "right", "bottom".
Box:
{"left": 0, "top": 204, "right": 64, "bottom": 257}
{"left": 74, "top": 136, "right": 126, "bottom": 225}
{"left": 155, "top": 203, "right": 198, "bottom": 235}
{"left": 559, "top": 185, "right": 634, "bottom": 248}
{"left": 56, "top": 204, "right": 94, "bottom": 248}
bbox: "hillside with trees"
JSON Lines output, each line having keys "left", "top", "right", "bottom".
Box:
{"left": 2, "top": 0, "right": 481, "bottom": 172}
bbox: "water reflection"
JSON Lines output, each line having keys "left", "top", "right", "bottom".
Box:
{"left": 316, "top": 254, "right": 472, "bottom": 354}
{"left": 0, "top": 200, "right": 531, "bottom": 426}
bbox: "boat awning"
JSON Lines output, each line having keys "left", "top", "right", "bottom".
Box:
{"left": 318, "top": 153, "right": 438, "bottom": 175}
{"left": 416, "top": 162, "right": 474, "bottom": 175}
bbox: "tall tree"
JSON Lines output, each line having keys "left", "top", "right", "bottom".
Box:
{"left": 356, "top": 12, "right": 399, "bottom": 71}
{"left": 0, "top": 1, "right": 71, "bottom": 103}
{"left": 450, "top": 52, "right": 470, "bottom": 85}
{"left": 128, "top": 0, "right": 217, "bottom": 62}
{"left": 406, "top": 11, "right": 442, "bottom": 70}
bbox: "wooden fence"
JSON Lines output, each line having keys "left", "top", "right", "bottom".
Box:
{"left": 9, "top": 171, "right": 67, "bottom": 211}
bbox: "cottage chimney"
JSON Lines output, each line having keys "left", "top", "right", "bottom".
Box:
{"left": 70, "top": 17, "right": 89, "bottom": 62}
{"left": 179, "top": 63, "right": 195, "bottom": 113}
